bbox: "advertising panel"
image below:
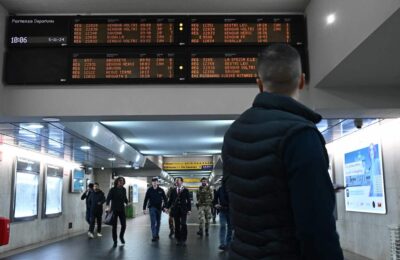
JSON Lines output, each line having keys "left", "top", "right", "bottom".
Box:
{"left": 343, "top": 142, "right": 386, "bottom": 214}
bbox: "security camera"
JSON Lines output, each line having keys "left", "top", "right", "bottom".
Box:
{"left": 354, "top": 118, "right": 363, "bottom": 129}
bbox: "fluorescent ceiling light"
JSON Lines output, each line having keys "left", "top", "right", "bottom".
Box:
{"left": 119, "top": 144, "right": 125, "bottom": 153}
{"left": 326, "top": 13, "right": 336, "bottom": 25}
{"left": 80, "top": 145, "right": 91, "bottom": 150}
{"left": 91, "top": 125, "right": 99, "bottom": 137}
{"left": 125, "top": 164, "right": 132, "bottom": 168}
{"left": 42, "top": 118, "right": 60, "bottom": 122}
{"left": 108, "top": 157, "right": 116, "bottom": 161}
{"left": 25, "top": 124, "right": 44, "bottom": 129}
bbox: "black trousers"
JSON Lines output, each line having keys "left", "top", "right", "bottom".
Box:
{"left": 89, "top": 211, "right": 102, "bottom": 233}
{"left": 173, "top": 209, "right": 188, "bottom": 242}
{"left": 112, "top": 210, "right": 126, "bottom": 242}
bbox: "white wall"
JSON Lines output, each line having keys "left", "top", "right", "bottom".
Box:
{"left": 306, "top": 0, "right": 400, "bottom": 89}
{"left": 0, "top": 145, "right": 92, "bottom": 255}
{"left": 327, "top": 119, "right": 400, "bottom": 259}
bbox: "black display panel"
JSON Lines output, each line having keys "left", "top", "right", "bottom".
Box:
{"left": 5, "top": 49, "right": 69, "bottom": 84}
{"left": 5, "top": 15, "right": 308, "bottom": 84}
{"left": 72, "top": 17, "right": 186, "bottom": 46}
{"left": 7, "top": 16, "right": 70, "bottom": 47}
{"left": 189, "top": 16, "right": 306, "bottom": 46}
{"left": 71, "top": 51, "right": 186, "bottom": 83}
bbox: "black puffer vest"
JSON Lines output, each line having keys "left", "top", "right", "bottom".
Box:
{"left": 222, "top": 92, "right": 324, "bottom": 259}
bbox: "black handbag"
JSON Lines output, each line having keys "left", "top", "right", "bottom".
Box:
{"left": 104, "top": 211, "right": 114, "bottom": 225}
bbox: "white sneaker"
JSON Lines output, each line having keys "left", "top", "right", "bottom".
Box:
{"left": 88, "top": 232, "right": 94, "bottom": 239}
{"left": 97, "top": 233, "right": 102, "bottom": 237}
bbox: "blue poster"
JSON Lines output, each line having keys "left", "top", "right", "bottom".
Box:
{"left": 343, "top": 143, "right": 386, "bottom": 214}
{"left": 132, "top": 184, "right": 139, "bottom": 203}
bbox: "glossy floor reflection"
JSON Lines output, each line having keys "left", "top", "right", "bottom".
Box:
{"left": 2, "top": 213, "right": 229, "bottom": 260}
{"left": 1, "top": 212, "right": 370, "bottom": 260}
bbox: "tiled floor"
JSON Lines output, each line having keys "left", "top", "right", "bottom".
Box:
{"left": 0, "top": 213, "right": 371, "bottom": 260}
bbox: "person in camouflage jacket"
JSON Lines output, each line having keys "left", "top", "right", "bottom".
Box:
{"left": 196, "top": 177, "right": 213, "bottom": 236}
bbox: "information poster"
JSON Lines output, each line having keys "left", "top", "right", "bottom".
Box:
{"left": 343, "top": 142, "right": 386, "bottom": 214}
{"left": 44, "top": 165, "right": 63, "bottom": 216}
{"left": 13, "top": 157, "right": 40, "bottom": 221}
{"left": 71, "top": 169, "right": 85, "bottom": 193}
{"left": 132, "top": 184, "right": 139, "bottom": 203}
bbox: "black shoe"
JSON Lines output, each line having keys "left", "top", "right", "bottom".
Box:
{"left": 113, "top": 241, "right": 118, "bottom": 247}
{"left": 151, "top": 237, "right": 157, "bottom": 242}
{"left": 169, "top": 231, "right": 174, "bottom": 238}
{"left": 120, "top": 237, "right": 125, "bottom": 244}
{"left": 156, "top": 235, "right": 160, "bottom": 241}
{"left": 197, "top": 230, "right": 203, "bottom": 236}
{"left": 218, "top": 245, "right": 227, "bottom": 251}
{"left": 176, "top": 241, "right": 181, "bottom": 246}
{"left": 213, "top": 219, "right": 216, "bottom": 224}
{"left": 205, "top": 230, "right": 209, "bottom": 237}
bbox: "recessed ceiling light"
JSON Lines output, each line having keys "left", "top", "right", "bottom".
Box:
{"left": 91, "top": 125, "right": 99, "bottom": 137}
{"left": 326, "top": 13, "right": 336, "bottom": 25}
{"left": 80, "top": 145, "right": 91, "bottom": 150}
{"left": 25, "top": 124, "right": 44, "bottom": 129}
{"left": 42, "top": 118, "right": 60, "bottom": 122}
{"left": 101, "top": 167, "right": 105, "bottom": 170}
{"left": 108, "top": 157, "right": 116, "bottom": 161}
{"left": 119, "top": 144, "right": 125, "bottom": 153}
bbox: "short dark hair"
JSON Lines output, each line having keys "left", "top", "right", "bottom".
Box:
{"left": 175, "top": 177, "right": 183, "bottom": 182}
{"left": 88, "top": 183, "right": 94, "bottom": 188}
{"left": 201, "top": 177, "right": 208, "bottom": 181}
{"left": 152, "top": 177, "right": 158, "bottom": 182}
{"left": 256, "top": 44, "right": 302, "bottom": 92}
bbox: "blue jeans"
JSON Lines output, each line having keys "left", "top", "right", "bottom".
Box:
{"left": 149, "top": 207, "right": 162, "bottom": 237}
{"left": 219, "top": 211, "right": 232, "bottom": 246}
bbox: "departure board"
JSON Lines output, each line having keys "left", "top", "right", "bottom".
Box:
{"left": 190, "top": 53, "right": 257, "bottom": 82}
{"left": 72, "top": 17, "right": 185, "bottom": 46}
{"left": 190, "top": 16, "right": 305, "bottom": 46}
{"left": 70, "top": 52, "right": 186, "bottom": 82}
{"left": 6, "top": 15, "right": 308, "bottom": 84}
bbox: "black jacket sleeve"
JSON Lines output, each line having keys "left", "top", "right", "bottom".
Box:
{"left": 143, "top": 189, "right": 149, "bottom": 210}
{"left": 283, "top": 128, "right": 344, "bottom": 260}
{"left": 167, "top": 190, "right": 174, "bottom": 209}
{"left": 106, "top": 188, "right": 113, "bottom": 206}
{"left": 81, "top": 190, "right": 89, "bottom": 200}
{"left": 185, "top": 189, "right": 191, "bottom": 211}
{"left": 161, "top": 189, "right": 168, "bottom": 209}
{"left": 123, "top": 188, "right": 128, "bottom": 204}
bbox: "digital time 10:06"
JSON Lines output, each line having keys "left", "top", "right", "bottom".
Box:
{"left": 10, "top": 37, "right": 28, "bottom": 44}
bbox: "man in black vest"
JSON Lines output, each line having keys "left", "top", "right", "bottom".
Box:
{"left": 222, "top": 44, "right": 343, "bottom": 259}
{"left": 166, "top": 177, "right": 191, "bottom": 246}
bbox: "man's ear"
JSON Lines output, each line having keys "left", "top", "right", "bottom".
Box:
{"left": 256, "top": 78, "right": 264, "bottom": 93}
{"left": 298, "top": 73, "right": 305, "bottom": 90}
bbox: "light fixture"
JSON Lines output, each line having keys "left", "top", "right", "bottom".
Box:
{"left": 326, "top": 13, "right": 336, "bottom": 25}
{"left": 91, "top": 125, "right": 99, "bottom": 137}
{"left": 108, "top": 157, "right": 116, "bottom": 161}
{"left": 80, "top": 145, "right": 91, "bottom": 150}
{"left": 101, "top": 167, "right": 105, "bottom": 170}
{"left": 25, "top": 124, "right": 44, "bottom": 129}
{"left": 42, "top": 118, "right": 60, "bottom": 122}
{"left": 119, "top": 144, "right": 125, "bottom": 153}
{"left": 125, "top": 164, "right": 132, "bottom": 168}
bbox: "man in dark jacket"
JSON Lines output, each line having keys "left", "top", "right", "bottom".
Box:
{"left": 143, "top": 177, "right": 168, "bottom": 242}
{"left": 222, "top": 44, "right": 343, "bottom": 259}
{"left": 106, "top": 177, "right": 128, "bottom": 247}
{"left": 166, "top": 177, "right": 191, "bottom": 246}
{"left": 213, "top": 183, "right": 232, "bottom": 251}
{"left": 87, "top": 183, "right": 105, "bottom": 238}
{"left": 81, "top": 183, "right": 94, "bottom": 225}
